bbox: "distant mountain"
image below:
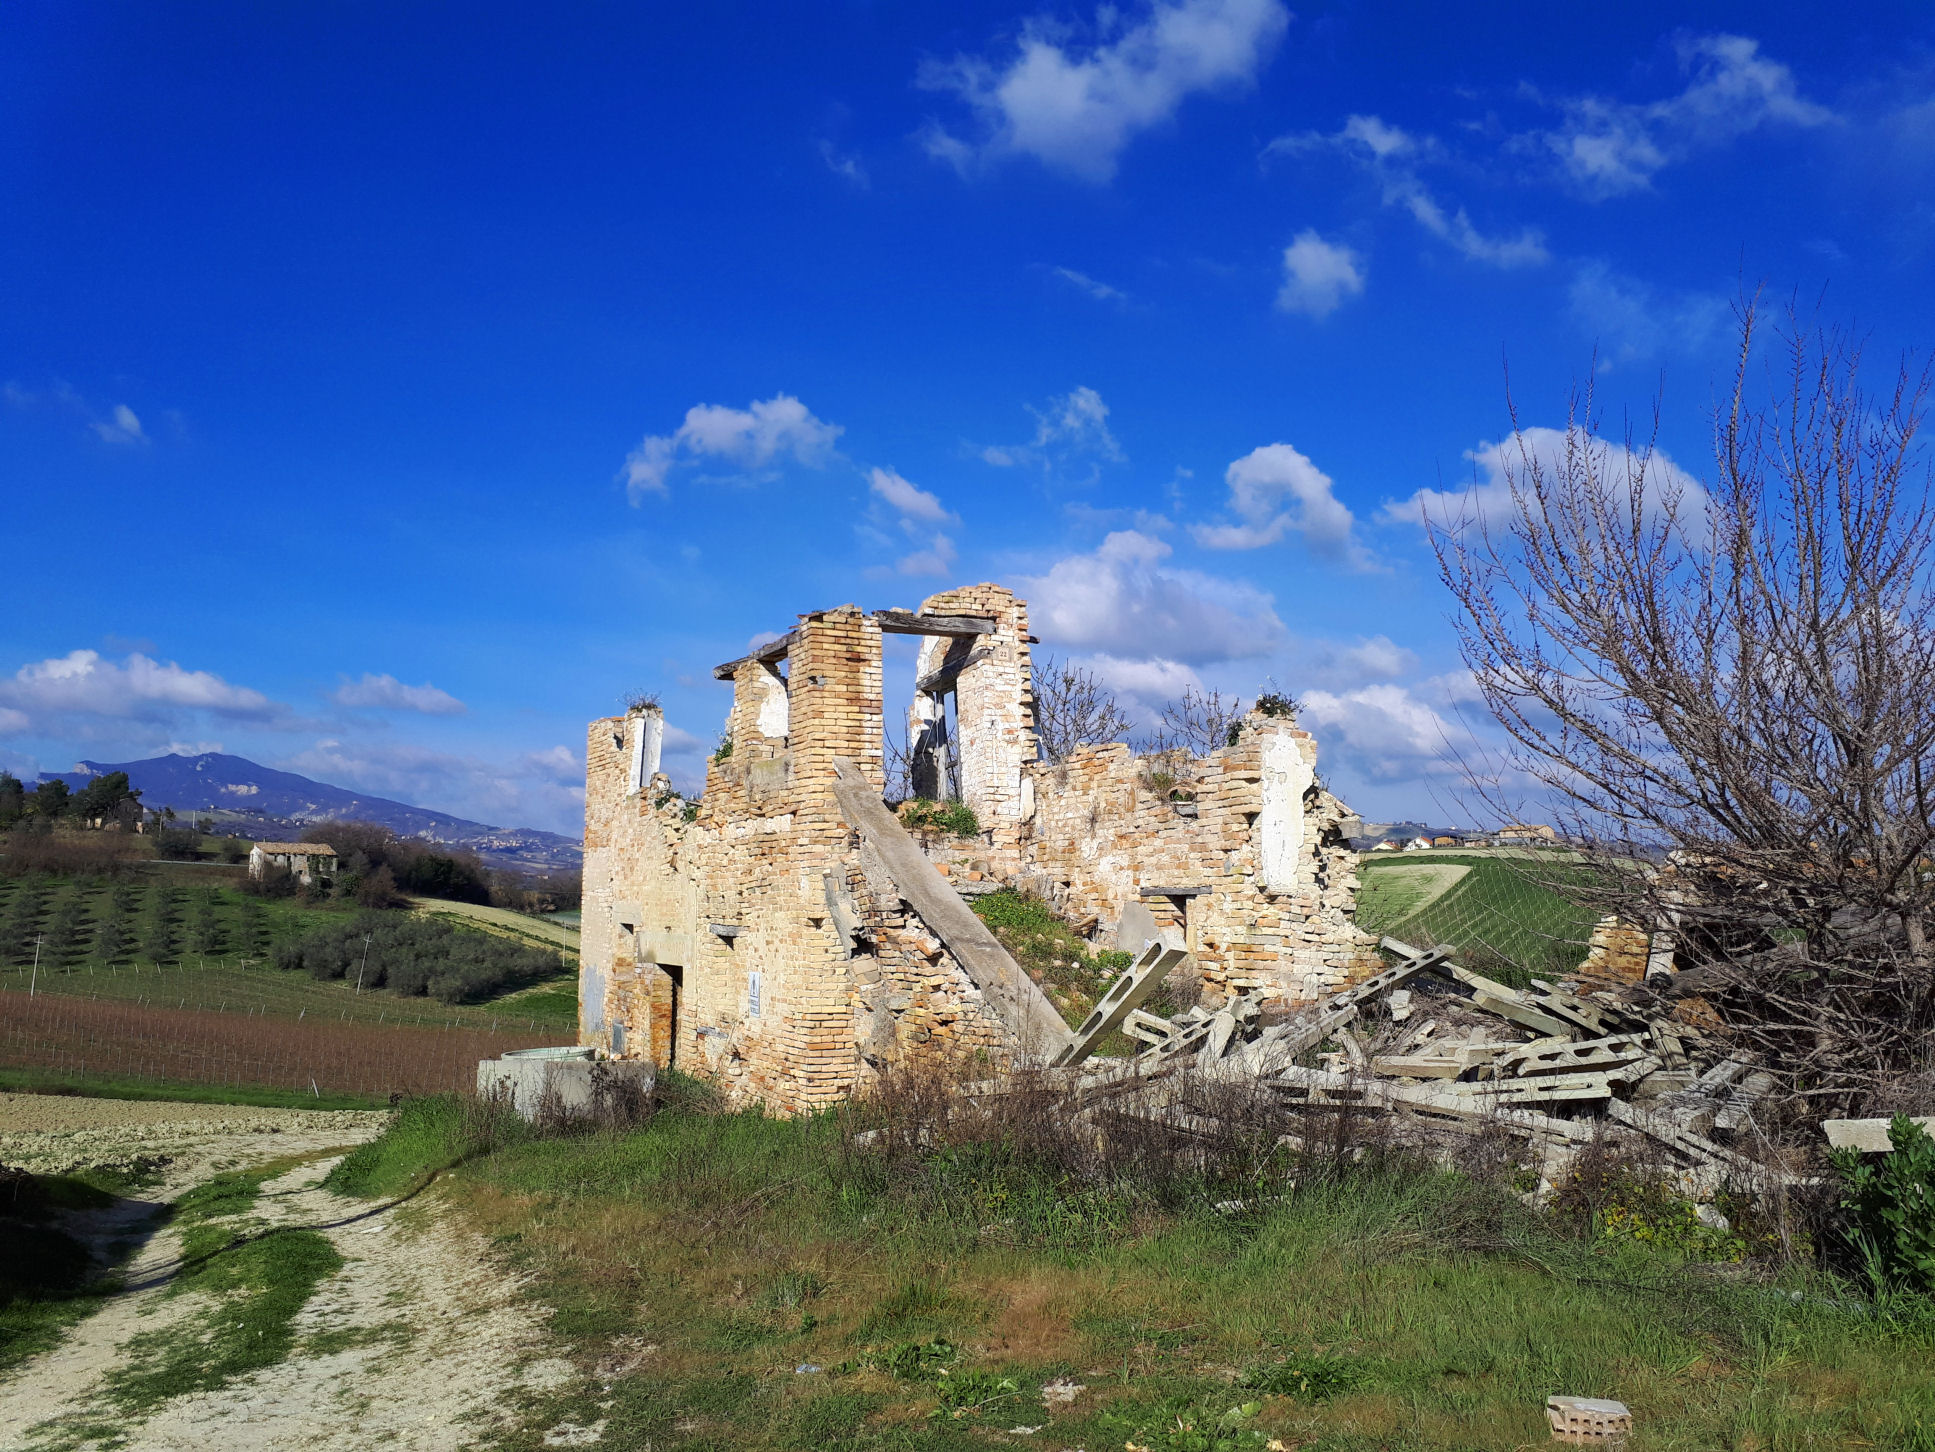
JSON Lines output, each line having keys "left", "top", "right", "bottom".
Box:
{"left": 41, "top": 753, "right": 581, "bottom": 876}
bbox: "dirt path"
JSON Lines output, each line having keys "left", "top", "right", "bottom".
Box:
{"left": 0, "top": 1095, "right": 580, "bottom": 1451}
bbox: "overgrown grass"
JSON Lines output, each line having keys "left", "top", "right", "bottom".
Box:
{"left": 97, "top": 1157, "right": 344, "bottom": 1420}
{"left": 973, "top": 889, "right": 1136, "bottom": 1028}
{"left": 345, "top": 1092, "right": 1935, "bottom": 1452}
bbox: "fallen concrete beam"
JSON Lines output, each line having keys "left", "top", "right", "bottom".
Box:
{"left": 1821, "top": 1116, "right": 1935, "bottom": 1153}
{"left": 830, "top": 756, "right": 1073, "bottom": 1060}
{"left": 1051, "top": 940, "right": 1189, "bottom": 1068}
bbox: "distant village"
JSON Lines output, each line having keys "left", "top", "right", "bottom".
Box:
{"left": 1348, "top": 820, "right": 1558, "bottom": 852}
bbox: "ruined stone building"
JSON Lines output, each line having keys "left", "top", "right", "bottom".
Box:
{"left": 580, "top": 584, "right": 1374, "bottom": 1111}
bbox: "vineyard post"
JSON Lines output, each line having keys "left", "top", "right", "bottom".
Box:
{"left": 355, "top": 932, "right": 373, "bottom": 993}
{"left": 29, "top": 936, "right": 41, "bottom": 998}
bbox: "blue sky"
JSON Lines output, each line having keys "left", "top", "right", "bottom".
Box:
{"left": 4, "top": 1, "right": 1933, "bottom": 836}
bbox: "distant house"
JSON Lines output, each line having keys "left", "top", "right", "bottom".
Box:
{"left": 1432, "top": 835, "right": 1459, "bottom": 847}
{"left": 1406, "top": 836, "right": 1435, "bottom": 851}
{"left": 249, "top": 842, "right": 338, "bottom": 886}
{"left": 1497, "top": 823, "right": 1559, "bottom": 845}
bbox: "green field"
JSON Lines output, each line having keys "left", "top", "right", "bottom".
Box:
{"left": 1355, "top": 852, "right": 1604, "bottom": 984}
{"left": 0, "top": 874, "right": 577, "bottom": 1030}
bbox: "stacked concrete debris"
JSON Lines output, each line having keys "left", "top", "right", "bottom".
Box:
{"left": 1049, "top": 935, "right": 1795, "bottom": 1196}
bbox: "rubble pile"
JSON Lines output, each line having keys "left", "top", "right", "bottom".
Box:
{"left": 1051, "top": 935, "right": 1796, "bottom": 1195}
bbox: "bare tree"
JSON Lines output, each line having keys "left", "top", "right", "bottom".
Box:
{"left": 1144, "top": 686, "right": 1247, "bottom": 757}
{"left": 1032, "top": 657, "right": 1133, "bottom": 762}
{"left": 1436, "top": 299, "right": 1935, "bottom": 1099}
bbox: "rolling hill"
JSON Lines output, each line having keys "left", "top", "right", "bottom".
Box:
{"left": 41, "top": 752, "right": 581, "bottom": 876}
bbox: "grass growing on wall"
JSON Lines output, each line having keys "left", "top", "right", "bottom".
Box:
{"left": 973, "top": 889, "right": 1135, "bottom": 1026}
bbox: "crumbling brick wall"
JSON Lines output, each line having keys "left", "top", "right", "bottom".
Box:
{"left": 581, "top": 582, "right": 1376, "bottom": 1112}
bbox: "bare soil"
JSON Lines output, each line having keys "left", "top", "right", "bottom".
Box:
{"left": 0, "top": 1093, "right": 578, "bottom": 1451}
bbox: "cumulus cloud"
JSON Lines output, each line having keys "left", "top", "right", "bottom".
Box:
{"left": 1053, "top": 267, "right": 1128, "bottom": 303}
{"left": 1015, "top": 530, "right": 1282, "bottom": 662}
{"left": 1307, "top": 635, "right": 1418, "bottom": 686}
{"left": 284, "top": 738, "right": 586, "bottom": 835}
{"left": 0, "top": 707, "right": 28, "bottom": 736}
{"left": 1299, "top": 682, "right": 1458, "bottom": 782}
{"left": 920, "top": 0, "right": 1289, "bottom": 183}
{"left": 330, "top": 673, "right": 467, "bottom": 716}
{"left": 2, "top": 650, "right": 276, "bottom": 722}
{"left": 1529, "top": 34, "right": 1835, "bottom": 199}
{"left": 1566, "top": 260, "right": 1728, "bottom": 366}
{"left": 1275, "top": 231, "right": 1364, "bottom": 318}
{"left": 1192, "top": 442, "right": 1373, "bottom": 569}
{"left": 1380, "top": 426, "right": 1707, "bottom": 533}
{"left": 895, "top": 535, "right": 960, "bottom": 577}
{"left": 1271, "top": 114, "right": 1547, "bottom": 268}
{"left": 622, "top": 394, "right": 843, "bottom": 501}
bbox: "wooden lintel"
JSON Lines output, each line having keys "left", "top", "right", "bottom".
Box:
{"left": 872, "top": 610, "right": 997, "bottom": 637}
{"left": 711, "top": 631, "right": 799, "bottom": 680}
{"left": 915, "top": 646, "right": 994, "bottom": 695}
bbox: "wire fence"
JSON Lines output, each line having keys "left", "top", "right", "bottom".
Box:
{"left": 1354, "top": 850, "right": 1604, "bottom": 985}
{"left": 0, "top": 988, "right": 565, "bottom": 1100}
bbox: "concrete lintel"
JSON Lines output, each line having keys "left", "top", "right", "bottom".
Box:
{"left": 1140, "top": 886, "right": 1208, "bottom": 898}
{"left": 708, "top": 923, "right": 743, "bottom": 939}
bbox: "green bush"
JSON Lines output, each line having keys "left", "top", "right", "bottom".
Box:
{"left": 1834, "top": 1115, "right": 1935, "bottom": 1294}
{"left": 899, "top": 798, "right": 979, "bottom": 836}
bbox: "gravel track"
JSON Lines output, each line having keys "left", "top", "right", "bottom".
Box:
{"left": 0, "top": 1093, "right": 579, "bottom": 1451}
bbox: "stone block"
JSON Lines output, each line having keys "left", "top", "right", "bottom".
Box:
{"left": 477, "top": 1047, "right": 656, "bottom": 1121}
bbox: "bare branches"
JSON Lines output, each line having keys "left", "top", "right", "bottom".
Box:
{"left": 1032, "top": 657, "right": 1132, "bottom": 763}
{"left": 1144, "top": 686, "right": 1248, "bottom": 756}
{"left": 1437, "top": 298, "right": 1935, "bottom": 1067}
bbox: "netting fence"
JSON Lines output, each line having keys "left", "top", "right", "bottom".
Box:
{"left": 1353, "top": 850, "right": 1605, "bottom": 985}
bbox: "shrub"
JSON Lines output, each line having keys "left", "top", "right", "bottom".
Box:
{"left": 153, "top": 828, "right": 204, "bottom": 861}
{"left": 898, "top": 798, "right": 979, "bottom": 837}
{"left": 275, "top": 911, "right": 559, "bottom": 1004}
{"left": 0, "top": 831, "right": 138, "bottom": 879}
{"left": 1833, "top": 1115, "right": 1935, "bottom": 1294}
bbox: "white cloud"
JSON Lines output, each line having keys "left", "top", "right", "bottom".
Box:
{"left": 1053, "top": 267, "right": 1128, "bottom": 303}
{"left": 1307, "top": 635, "right": 1417, "bottom": 686}
{"left": 920, "top": 0, "right": 1289, "bottom": 183}
{"left": 1014, "top": 530, "right": 1283, "bottom": 662}
{"left": 1270, "top": 114, "right": 1548, "bottom": 268}
{"left": 1566, "top": 261, "right": 1728, "bottom": 366}
{"left": 92, "top": 404, "right": 147, "bottom": 446}
{"left": 1380, "top": 426, "right": 1707, "bottom": 532}
{"left": 896, "top": 534, "right": 959, "bottom": 577}
{"left": 1083, "top": 653, "right": 1203, "bottom": 701}
{"left": 1531, "top": 34, "right": 1835, "bottom": 199}
{"left": 2, "top": 650, "right": 276, "bottom": 722}
{"left": 1192, "top": 442, "right": 1373, "bottom": 569}
{"left": 1275, "top": 230, "right": 1365, "bottom": 318}
{"left": 0, "top": 708, "right": 28, "bottom": 735}
{"left": 981, "top": 385, "right": 1124, "bottom": 479}
{"left": 819, "top": 140, "right": 869, "bottom": 187}
{"left": 623, "top": 394, "right": 843, "bottom": 501}
{"left": 330, "top": 673, "right": 467, "bottom": 716}
{"left": 869, "top": 467, "right": 957, "bottom": 525}
{"left": 1300, "top": 682, "right": 1458, "bottom": 782}
{"left": 284, "top": 738, "right": 586, "bottom": 835}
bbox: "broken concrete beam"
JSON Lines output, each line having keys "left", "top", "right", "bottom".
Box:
{"left": 1712, "top": 1070, "right": 1775, "bottom": 1139}
{"left": 1546, "top": 1395, "right": 1631, "bottom": 1445}
{"left": 1823, "top": 1116, "right": 1935, "bottom": 1152}
{"left": 1264, "top": 1064, "right": 1595, "bottom": 1147}
{"left": 1453, "top": 1072, "right": 1614, "bottom": 1106}
{"left": 1494, "top": 1034, "right": 1653, "bottom": 1078}
{"left": 831, "top": 756, "right": 1072, "bottom": 1060}
{"left": 1122, "top": 1008, "right": 1177, "bottom": 1046}
{"left": 1050, "top": 941, "right": 1188, "bottom": 1068}
{"left": 1470, "top": 988, "right": 1576, "bottom": 1039}
{"left": 1368, "top": 1054, "right": 1464, "bottom": 1080}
